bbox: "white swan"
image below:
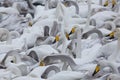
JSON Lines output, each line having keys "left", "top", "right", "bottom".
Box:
{"left": 92, "top": 59, "right": 120, "bottom": 77}
{"left": 0, "top": 28, "right": 20, "bottom": 44}
{"left": 27, "top": 45, "right": 59, "bottom": 62}
{"left": 0, "top": 50, "right": 39, "bottom": 74}
{"left": 0, "top": 28, "right": 11, "bottom": 44}
{"left": 90, "top": 11, "right": 117, "bottom": 28}
{"left": 42, "top": 54, "right": 97, "bottom": 73}
{"left": 102, "top": 21, "right": 116, "bottom": 31}
{"left": 0, "top": 1, "right": 20, "bottom": 14}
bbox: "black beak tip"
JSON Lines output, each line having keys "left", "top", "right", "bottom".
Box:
{"left": 69, "top": 32, "right": 72, "bottom": 35}
{"left": 109, "top": 36, "right": 114, "bottom": 39}
{"left": 92, "top": 72, "right": 96, "bottom": 76}
{"left": 52, "top": 40, "right": 56, "bottom": 44}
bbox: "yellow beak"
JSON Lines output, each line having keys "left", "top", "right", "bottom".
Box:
{"left": 39, "top": 60, "right": 45, "bottom": 66}
{"left": 104, "top": 0, "right": 109, "bottom": 7}
{"left": 69, "top": 27, "right": 76, "bottom": 35}
{"left": 66, "top": 33, "right": 70, "bottom": 40}
{"left": 106, "top": 31, "right": 115, "bottom": 39}
{"left": 28, "top": 21, "right": 32, "bottom": 27}
{"left": 112, "top": 0, "right": 116, "bottom": 8}
{"left": 92, "top": 65, "right": 100, "bottom": 76}
{"left": 52, "top": 35, "right": 60, "bottom": 44}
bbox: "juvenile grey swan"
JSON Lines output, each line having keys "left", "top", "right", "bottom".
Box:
{"left": 82, "top": 29, "right": 103, "bottom": 39}
{"left": 63, "top": 0, "right": 79, "bottom": 15}
{"left": 41, "top": 65, "right": 60, "bottom": 79}
{"left": 43, "top": 54, "right": 85, "bottom": 71}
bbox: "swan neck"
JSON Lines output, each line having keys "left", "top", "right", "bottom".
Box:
{"left": 108, "top": 63, "right": 119, "bottom": 74}
{"left": 69, "top": 1, "right": 79, "bottom": 14}
{"left": 41, "top": 66, "right": 60, "bottom": 78}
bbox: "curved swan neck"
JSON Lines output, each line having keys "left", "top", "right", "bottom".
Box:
{"left": 100, "top": 60, "right": 119, "bottom": 74}
{"left": 108, "top": 63, "right": 119, "bottom": 74}
{"left": 82, "top": 29, "right": 103, "bottom": 39}
{"left": 10, "top": 31, "right": 20, "bottom": 39}
{"left": 44, "top": 55, "right": 77, "bottom": 70}
{"left": 66, "top": 1, "right": 79, "bottom": 14}
{"left": 103, "top": 21, "right": 116, "bottom": 31}
{"left": 1, "top": 51, "right": 21, "bottom": 65}
{"left": 26, "top": 0, "right": 35, "bottom": 9}
{"left": 41, "top": 66, "right": 60, "bottom": 79}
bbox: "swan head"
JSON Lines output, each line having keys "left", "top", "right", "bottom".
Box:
{"left": 103, "top": 0, "right": 109, "bottom": 7}
{"left": 52, "top": 35, "right": 60, "bottom": 44}
{"left": 92, "top": 64, "right": 100, "bottom": 76}
{"left": 68, "top": 26, "right": 77, "bottom": 35}
{"left": 105, "top": 28, "right": 120, "bottom": 39}
{"left": 4, "top": 56, "right": 17, "bottom": 67}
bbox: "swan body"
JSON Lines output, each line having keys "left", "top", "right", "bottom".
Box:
{"left": 48, "top": 71, "right": 85, "bottom": 80}
{"left": 90, "top": 11, "right": 117, "bottom": 28}
{"left": 27, "top": 45, "right": 59, "bottom": 61}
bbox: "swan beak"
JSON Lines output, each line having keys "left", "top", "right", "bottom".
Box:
{"left": 28, "top": 21, "right": 33, "bottom": 27}
{"left": 69, "top": 27, "right": 76, "bottom": 35}
{"left": 52, "top": 35, "right": 60, "bottom": 44}
{"left": 66, "top": 33, "right": 70, "bottom": 40}
{"left": 92, "top": 64, "right": 100, "bottom": 76}
{"left": 106, "top": 32, "right": 115, "bottom": 39}
{"left": 112, "top": 0, "right": 116, "bottom": 8}
{"left": 39, "top": 60, "right": 45, "bottom": 66}
{"left": 63, "top": 2, "right": 68, "bottom": 7}
{"left": 104, "top": 0, "right": 109, "bottom": 7}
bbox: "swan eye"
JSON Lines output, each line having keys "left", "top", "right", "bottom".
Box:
{"left": 10, "top": 56, "right": 16, "bottom": 63}
{"left": 10, "top": 60, "right": 14, "bottom": 63}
